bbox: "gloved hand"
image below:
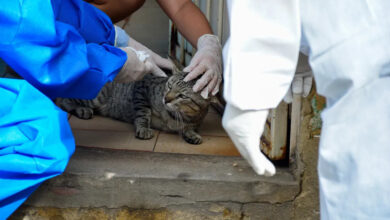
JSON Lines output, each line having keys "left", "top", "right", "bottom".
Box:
{"left": 115, "top": 25, "right": 170, "bottom": 78}
{"left": 283, "top": 71, "right": 313, "bottom": 103}
{"left": 222, "top": 104, "right": 276, "bottom": 176}
{"left": 127, "top": 36, "right": 174, "bottom": 71}
{"left": 183, "top": 34, "right": 222, "bottom": 99}
{"left": 115, "top": 46, "right": 165, "bottom": 83}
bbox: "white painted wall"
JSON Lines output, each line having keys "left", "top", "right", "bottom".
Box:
{"left": 116, "top": 0, "right": 170, "bottom": 57}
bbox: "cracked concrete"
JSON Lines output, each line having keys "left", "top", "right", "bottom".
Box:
{"left": 291, "top": 90, "right": 322, "bottom": 220}
{"left": 12, "top": 202, "right": 294, "bottom": 220}
{"left": 21, "top": 148, "right": 299, "bottom": 210}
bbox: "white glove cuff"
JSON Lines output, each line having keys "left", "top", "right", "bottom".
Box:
{"left": 114, "top": 25, "right": 130, "bottom": 47}
{"left": 197, "top": 34, "right": 222, "bottom": 51}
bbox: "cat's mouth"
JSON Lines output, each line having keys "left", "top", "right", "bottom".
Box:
{"left": 169, "top": 105, "right": 203, "bottom": 123}
{"left": 167, "top": 108, "right": 179, "bottom": 119}
{"left": 165, "top": 104, "right": 194, "bottom": 122}
{"left": 163, "top": 96, "right": 202, "bottom": 121}
{"left": 164, "top": 102, "right": 180, "bottom": 116}
{"left": 165, "top": 102, "right": 176, "bottom": 111}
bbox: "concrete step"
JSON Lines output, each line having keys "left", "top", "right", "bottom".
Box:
{"left": 26, "top": 147, "right": 300, "bottom": 209}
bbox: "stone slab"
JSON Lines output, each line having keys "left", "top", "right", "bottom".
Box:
{"left": 26, "top": 147, "right": 300, "bottom": 209}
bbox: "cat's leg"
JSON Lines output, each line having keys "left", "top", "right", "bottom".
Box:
{"left": 57, "top": 98, "right": 94, "bottom": 120}
{"left": 132, "top": 85, "right": 155, "bottom": 139}
{"left": 134, "top": 108, "right": 154, "bottom": 139}
{"left": 73, "top": 106, "right": 94, "bottom": 119}
{"left": 57, "top": 85, "right": 110, "bottom": 120}
{"left": 182, "top": 129, "right": 202, "bottom": 145}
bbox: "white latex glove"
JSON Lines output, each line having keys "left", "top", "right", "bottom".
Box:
{"left": 115, "top": 25, "right": 169, "bottom": 78}
{"left": 115, "top": 47, "right": 164, "bottom": 83}
{"left": 283, "top": 71, "right": 313, "bottom": 103}
{"left": 183, "top": 34, "right": 222, "bottom": 99}
{"left": 222, "top": 104, "right": 276, "bottom": 176}
{"left": 127, "top": 36, "right": 174, "bottom": 71}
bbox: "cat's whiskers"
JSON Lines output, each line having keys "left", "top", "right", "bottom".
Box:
{"left": 179, "top": 111, "right": 185, "bottom": 133}
{"left": 174, "top": 110, "right": 185, "bottom": 136}
{"left": 173, "top": 111, "right": 180, "bottom": 136}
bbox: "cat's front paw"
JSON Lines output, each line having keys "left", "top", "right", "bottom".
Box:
{"left": 136, "top": 127, "right": 154, "bottom": 140}
{"left": 74, "top": 107, "right": 94, "bottom": 119}
{"left": 183, "top": 130, "right": 203, "bottom": 145}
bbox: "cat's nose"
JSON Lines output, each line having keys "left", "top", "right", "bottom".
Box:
{"left": 164, "top": 92, "right": 175, "bottom": 103}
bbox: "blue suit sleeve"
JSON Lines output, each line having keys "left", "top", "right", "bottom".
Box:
{"left": 0, "top": 78, "right": 75, "bottom": 218}
{"left": 0, "top": 0, "right": 127, "bottom": 99}
{"left": 52, "top": 0, "right": 116, "bottom": 45}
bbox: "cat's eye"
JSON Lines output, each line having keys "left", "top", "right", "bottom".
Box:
{"left": 177, "top": 94, "right": 187, "bottom": 99}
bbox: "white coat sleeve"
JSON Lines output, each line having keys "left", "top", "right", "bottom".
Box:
{"left": 223, "top": 0, "right": 301, "bottom": 110}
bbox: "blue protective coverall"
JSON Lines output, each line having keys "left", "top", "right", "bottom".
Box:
{"left": 0, "top": 0, "right": 127, "bottom": 218}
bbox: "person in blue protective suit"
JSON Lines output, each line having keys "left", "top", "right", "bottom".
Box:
{"left": 86, "top": 0, "right": 223, "bottom": 99}
{"left": 0, "top": 0, "right": 221, "bottom": 218}
{"left": 0, "top": 0, "right": 174, "bottom": 218}
{"left": 223, "top": 0, "right": 390, "bottom": 219}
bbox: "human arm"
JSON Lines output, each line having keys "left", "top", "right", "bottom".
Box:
{"left": 156, "top": 0, "right": 222, "bottom": 98}
{"left": 156, "top": 0, "right": 211, "bottom": 46}
{"left": 52, "top": 0, "right": 159, "bottom": 83}
{"left": 0, "top": 0, "right": 126, "bottom": 99}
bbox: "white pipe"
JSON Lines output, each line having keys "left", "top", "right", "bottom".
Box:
{"left": 179, "top": 34, "right": 185, "bottom": 65}
{"left": 217, "top": 0, "right": 224, "bottom": 42}
{"left": 289, "top": 94, "right": 302, "bottom": 159}
{"left": 205, "top": 0, "right": 211, "bottom": 21}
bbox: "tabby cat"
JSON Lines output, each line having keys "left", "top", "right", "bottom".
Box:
{"left": 57, "top": 69, "right": 210, "bottom": 144}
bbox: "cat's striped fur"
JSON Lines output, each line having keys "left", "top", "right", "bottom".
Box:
{"left": 57, "top": 71, "right": 210, "bottom": 144}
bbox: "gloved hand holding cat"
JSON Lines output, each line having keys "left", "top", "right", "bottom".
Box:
{"left": 127, "top": 36, "right": 174, "bottom": 71}
{"left": 114, "top": 26, "right": 172, "bottom": 83}
{"left": 115, "top": 46, "right": 170, "bottom": 83}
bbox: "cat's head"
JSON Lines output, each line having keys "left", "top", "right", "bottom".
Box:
{"left": 163, "top": 69, "right": 210, "bottom": 121}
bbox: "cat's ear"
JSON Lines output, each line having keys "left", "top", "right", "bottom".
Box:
{"left": 168, "top": 55, "right": 184, "bottom": 75}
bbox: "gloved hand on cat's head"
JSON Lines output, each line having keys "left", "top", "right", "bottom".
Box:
{"left": 183, "top": 34, "right": 222, "bottom": 99}
{"left": 115, "top": 46, "right": 167, "bottom": 83}
{"left": 222, "top": 104, "right": 276, "bottom": 176}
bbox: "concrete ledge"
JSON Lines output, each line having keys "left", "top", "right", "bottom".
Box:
{"left": 26, "top": 147, "right": 300, "bottom": 209}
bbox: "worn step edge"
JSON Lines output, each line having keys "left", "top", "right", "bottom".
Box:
{"left": 25, "top": 147, "right": 300, "bottom": 208}
{"left": 65, "top": 147, "right": 298, "bottom": 184}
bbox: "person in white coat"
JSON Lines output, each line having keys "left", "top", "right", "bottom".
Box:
{"left": 222, "top": 0, "right": 390, "bottom": 219}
